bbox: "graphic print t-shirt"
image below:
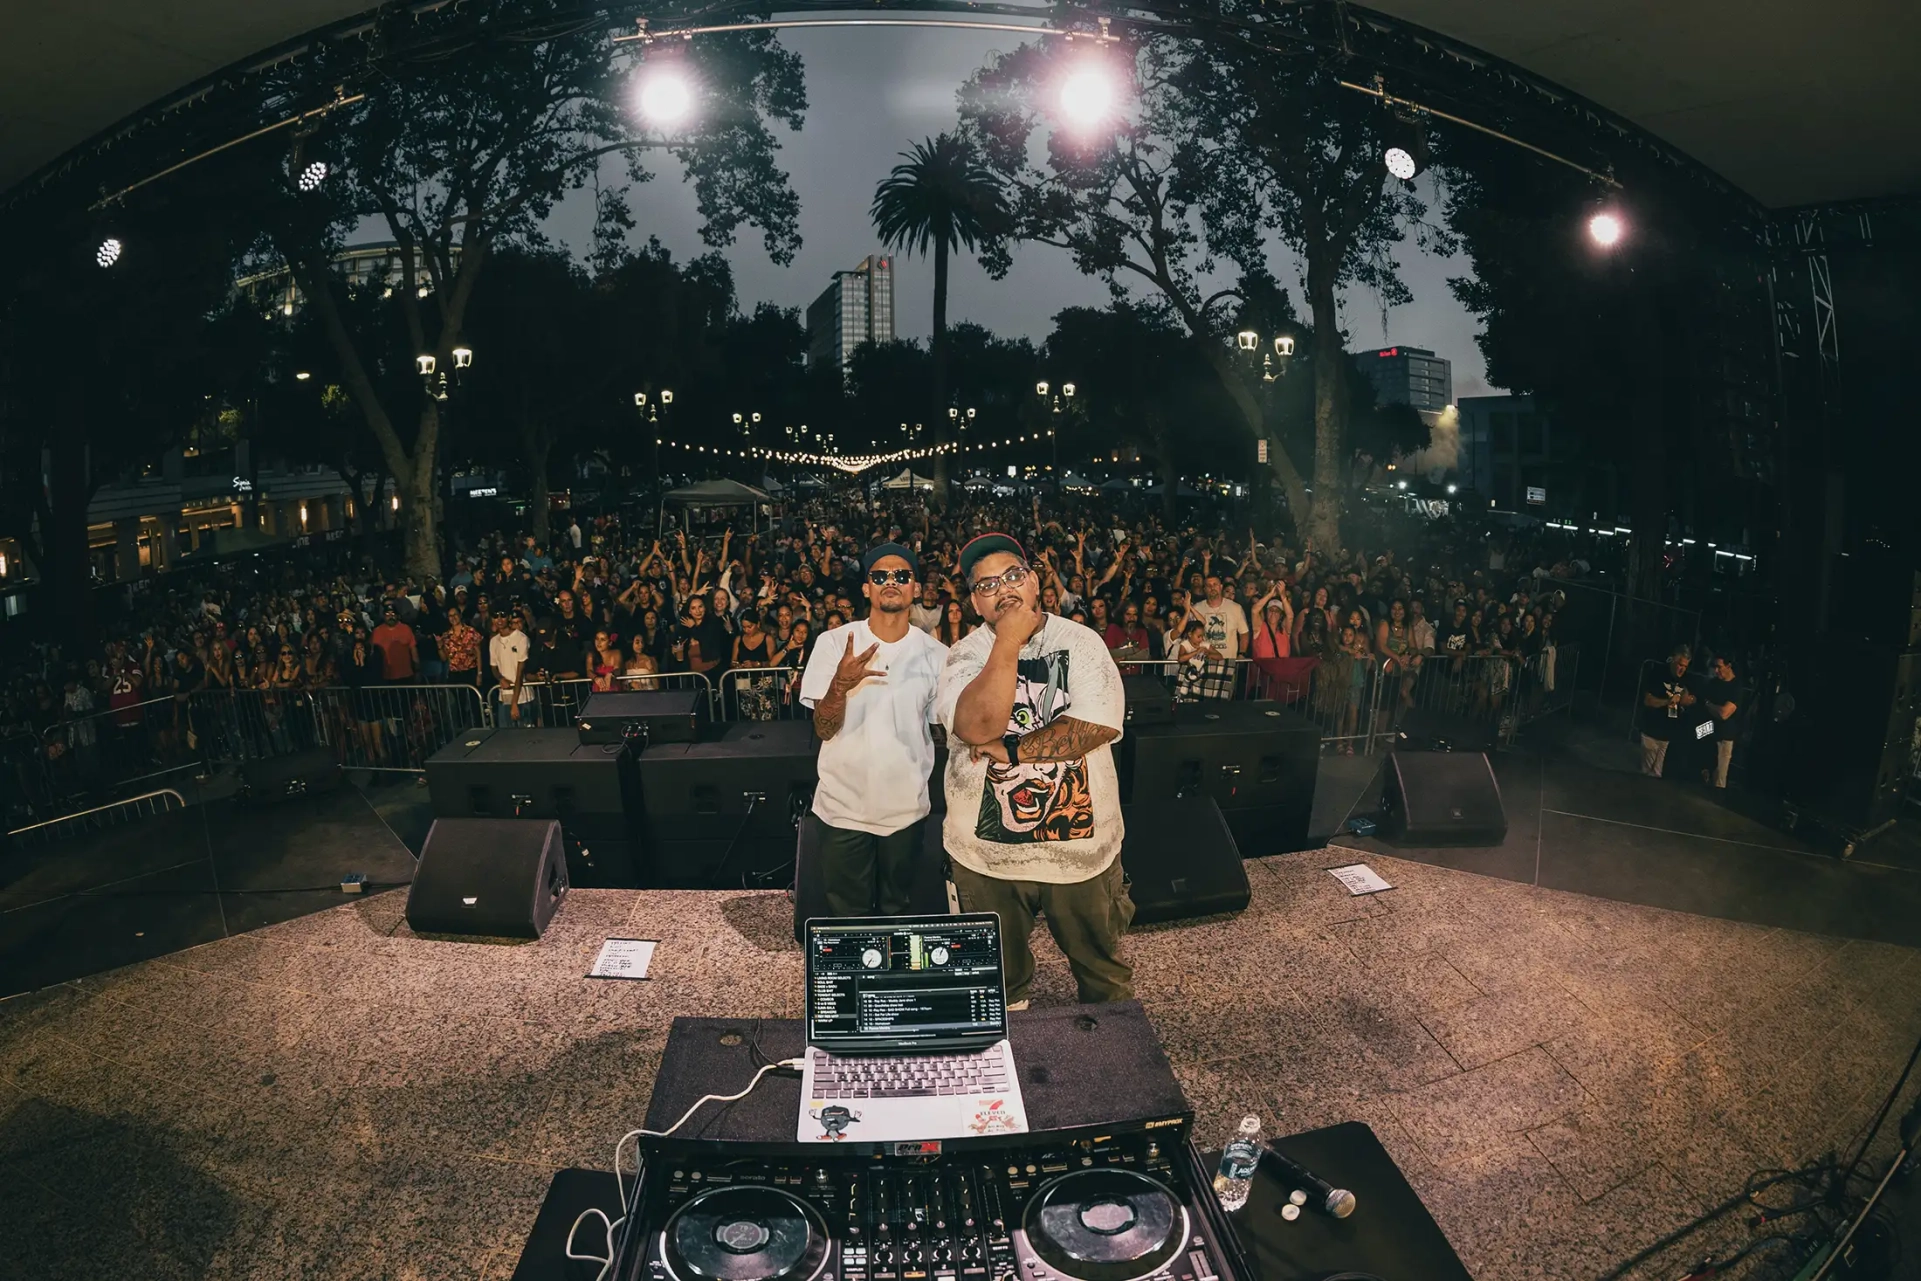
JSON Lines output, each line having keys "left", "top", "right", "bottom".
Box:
{"left": 936, "top": 615, "right": 1126, "bottom": 885}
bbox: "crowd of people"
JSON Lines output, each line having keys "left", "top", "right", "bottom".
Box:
{"left": 0, "top": 483, "right": 1595, "bottom": 821}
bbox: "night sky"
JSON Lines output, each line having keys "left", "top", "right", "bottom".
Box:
{"left": 549, "top": 24, "right": 1500, "bottom": 398}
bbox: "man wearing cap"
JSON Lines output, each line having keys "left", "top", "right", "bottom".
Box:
{"left": 799, "top": 543, "right": 948, "bottom": 916}
{"left": 937, "top": 533, "right": 1133, "bottom": 1009}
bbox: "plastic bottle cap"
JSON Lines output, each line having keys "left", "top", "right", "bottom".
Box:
{"left": 1288, "top": 1189, "right": 1307, "bottom": 1207}
{"left": 1281, "top": 1204, "right": 1301, "bottom": 1222}
{"left": 1237, "top": 1115, "right": 1260, "bottom": 1134}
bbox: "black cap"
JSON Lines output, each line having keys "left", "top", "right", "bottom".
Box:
{"left": 958, "top": 533, "right": 1028, "bottom": 582}
{"left": 861, "top": 542, "right": 918, "bottom": 577}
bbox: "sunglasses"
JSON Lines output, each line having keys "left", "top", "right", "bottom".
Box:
{"left": 969, "top": 563, "right": 1032, "bottom": 597}
{"left": 867, "top": 569, "right": 914, "bottom": 586}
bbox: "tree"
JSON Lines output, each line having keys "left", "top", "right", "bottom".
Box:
{"left": 870, "top": 133, "right": 1009, "bottom": 506}
{"left": 264, "top": 4, "right": 806, "bottom": 579}
{"left": 462, "top": 249, "right": 594, "bottom": 549}
{"left": 962, "top": 13, "right": 1437, "bottom": 551}
{"left": 0, "top": 186, "right": 245, "bottom": 637}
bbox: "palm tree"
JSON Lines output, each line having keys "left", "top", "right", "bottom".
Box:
{"left": 870, "top": 132, "right": 1007, "bottom": 505}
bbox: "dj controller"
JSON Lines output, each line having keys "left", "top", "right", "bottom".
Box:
{"left": 616, "top": 1132, "right": 1244, "bottom": 1281}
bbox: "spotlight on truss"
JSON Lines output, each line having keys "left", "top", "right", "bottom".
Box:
{"left": 1384, "top": 147, "right": 1418, "bottom": 181}
{"left": 1588, "top": 212, "right": 1624, "bottom": 247}
{"left": 297, "top": 160, "right": 330, "bottom": 191}
{"left": 638, "top": 68, "right": 694, "bottom": 126}
{"left": 96, "top": 237, "right": 123, "bottom": 268}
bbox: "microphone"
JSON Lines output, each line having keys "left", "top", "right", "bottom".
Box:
{"left": 1262, "top": 1143, "right": 1357, "bottom": 1219}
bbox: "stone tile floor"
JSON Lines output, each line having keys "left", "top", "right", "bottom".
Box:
{"left": 2, "top": 850, "right": 1917, "bottom": 1280}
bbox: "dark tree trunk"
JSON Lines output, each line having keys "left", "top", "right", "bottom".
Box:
{"left": 929, "top": 238, "right": 951, "bottom": 508}
{"left": 1305, "top": 257, "right": 1348, "bottom": 557}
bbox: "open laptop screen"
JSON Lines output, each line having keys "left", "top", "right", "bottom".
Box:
{"left": 806, "top": 914, "right": 1007, "bottom": 1053}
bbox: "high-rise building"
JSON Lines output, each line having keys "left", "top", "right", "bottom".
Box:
{"left": 807, "top": 254, "right": 895, "bottom": 374}
{"left": 1353, "top": 345, "right": 1453, "bottom": 413}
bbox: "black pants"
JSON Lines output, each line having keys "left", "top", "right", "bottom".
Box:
{"left": 814, "top": 815, "right": 927, "bottom": 917}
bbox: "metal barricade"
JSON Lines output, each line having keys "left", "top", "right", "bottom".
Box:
{"left": 6, "top": 788, "right": 187, "bottom": 850}
{"left": 0, "top": 725, "right": 58, "bottom": 828}
{"left": 719, "top": 666, "right": 809, "bottom": 721}
{"left": 308, "top": 683, "right": 486, "bottom": 771}
{"left": 41, "top": 694, "right": 204, "bottom": 800}
{"left": 496, "top": 672, "right": 717, "bottom": 730}
{"left": 189, "top": 687, "right": 322, "bottom": 765}
{"left": 1121, "top": 657, "right": 1255, "bottom": 702}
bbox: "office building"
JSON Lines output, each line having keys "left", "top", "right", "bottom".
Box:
{"left": 806, "top": 255, "right": 895, "bottom": 373}
{"left": 1353, "top": 345, "right": 1453, "bottom": 413}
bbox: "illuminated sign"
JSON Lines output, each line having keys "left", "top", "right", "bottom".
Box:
{"left": 1379, "top": 347, "right": 1398, "bottom": 358}
{"left": 1526, "top": 486, "right": 1546, "bottom": 505}
{"left": 467, "top": 486, "right": 499, "bottom": 498}
{"left": 231, "top": 476, "right": 254, "bottom": 493}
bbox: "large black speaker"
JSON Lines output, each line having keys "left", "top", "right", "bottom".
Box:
{"left": 406, "top": 817, "right": 567, "bottom": 939}
{"left": 790, "top": 814, "right": 950, "bottom": 942}
{"left": 1120, "top": 675, "right": 1173, "bottom": 726}
{"left": 239, "top": 746, "right": 343, "bottom": 804}
{"left": 576, "top": 689, "right": 706, "bottom": 746}
{"left": 639, "top": 721, "right": 818, "bottom": 887}
{"left": 1381, "top": 751, "right": 1508, "bottom": 846}
{"left": 1120, "top": 797, "right": 1249, "bottom": 924}
{"left": 424, "top": 728, "right": 643, "bottom": 887}
{"left": 1788, "top": 643, "right": 1920, "bottom": 828}
{"left": 1120, "top": 701, "right": 1319, "bottom": 857}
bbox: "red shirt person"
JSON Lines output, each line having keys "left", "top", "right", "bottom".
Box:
{"left": 370, "top": 606, "right": 419, "bottom": 684}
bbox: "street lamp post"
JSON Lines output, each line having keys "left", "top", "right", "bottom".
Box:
{"left": 1036, "top": 380, "right": 1076, "bottom": 494}
{"left": 636, "top": 388, "right": 673, "bottom": 489}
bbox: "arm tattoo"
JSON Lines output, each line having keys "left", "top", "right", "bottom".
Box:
{"left": 1017, "top": 715, "right": 1118, "bottom": 764}
{"left": 813, "top": 687, "right": 847, "bottom": 741}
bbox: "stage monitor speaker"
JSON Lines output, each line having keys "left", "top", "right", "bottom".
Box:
{"left": 1382, "top": 751, "right": 1508, "bottom": 846}
{"left": 1120, "top": 701, "right": 1319, "bottom": 857}
{"left": 424, "top": 729, "right": 643, "bottom": 887}
{"left": 639, "top": 721, "right": 818, "bottom": 886}
{"left": 576, "top": 689, "right": 706, "bottom": 746}
{"left": 1394, "top": 707, "right": 1496, "bottom": 754}
{"left": 239, "top": 746, "right": 343, "bottom": 805}
{"left": 1120, "top": 797, "right": 1249, "bottom": 924}
{"left": 1121, "top": 675, "right": 1174, "bottom": 726}
{"left": 791, "top": 815, "right": 951, "bottom": 942}
{"left": 406, "top": 817, "right": 567, "bottom": 939}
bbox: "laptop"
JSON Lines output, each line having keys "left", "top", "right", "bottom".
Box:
{"left": 798, "top": 913, "right": 1029, "bottom": 1144}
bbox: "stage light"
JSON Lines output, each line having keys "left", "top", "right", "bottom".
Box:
{"left": 1058, "top": 64, "right": 1115, "bottom": 130}
{"left": 638, "top": 69, "right": 694, "bottom": 126}
{"left": 297, "top": 160, "right": 329, "bottom": 191}
{"left": 1589, "top": 212, "right": 1623, "bottom": 247}
{"left": 96, "top": 237, "right": 122, "bottom": 268}
{"left": 1384, "top": 147, "right": 1417, "bottom": 181}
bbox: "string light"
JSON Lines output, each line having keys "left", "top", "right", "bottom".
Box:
{"left": 646, "top": 432, "right": 1052, "bottom": 473}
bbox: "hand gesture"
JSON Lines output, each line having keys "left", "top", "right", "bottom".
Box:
{"left": 996, "top": 598, "right": 1047, "bottom": 647}
{"left": 969, "top": 739, "right": 1011, "bottom": 765}
{"left": 831, "top": 637, "right": 886, "bottom": 696}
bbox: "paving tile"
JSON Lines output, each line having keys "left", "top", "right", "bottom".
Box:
{"left": 1420, "top": 984, "right": 1586, "bottom": 1071}
{"left": 1389, "top": 1047, "right": 1586, "bottom": 1166}
{"left": 1525, "top": 1105, "right": 1657, "bottom": 1202}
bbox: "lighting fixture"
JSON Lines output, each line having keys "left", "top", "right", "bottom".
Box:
{"left": 638, "top": 69, "right": 694, "bottom": 126}
{"left": 297, "top": 160, "right": 329, "bottom": 191}
{"left": 451, "top": 345, "right": 473, "bottom": 369}
{"left": 1588, "top": 212, "right": 1623, "bottom": 247}
{"left": 295, "top": 371, "right": 312, "bottom": 381}
{"left": 1236, "top": 330, "right": 1258, "bottom": 351}
{"left": 1274, "top": 335, "right": 1296, "bottom": 357}
{"left": 415, "top": 354, "right": 436, "bottom": 377}
{"left": 1384, "top": 147, "right": 1417, "bottom": 181}
{"left": 1057, "top": 64, "right": 1115, "bottom": 130}
{"left": 96, "top": 237, "right": 123, "bottom": 268}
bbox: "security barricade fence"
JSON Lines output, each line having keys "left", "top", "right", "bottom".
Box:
{"left": 720, "top": 666, "right": 808, "bottom": 722}
{"left": 6, "top": 788, "right": 187, "bottom": 850}
{"left": 9, "top": 648, "right": 1585, "bottom": 804}
{"left": 41, "top": 693, "right": 203, "bottom": 802}
{"left": 306, "top": 684, "right": 488, "bottom": 772}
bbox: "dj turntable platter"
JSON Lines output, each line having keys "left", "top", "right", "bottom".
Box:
{"left": 661, "top": 1185, "right": 831, "bottom": 1281}
{"left": 1019, "top": 1168, "right": 1189, "bottom": 1281}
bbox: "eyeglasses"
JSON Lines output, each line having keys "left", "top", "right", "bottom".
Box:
{"left": 867, "top": 569, "right": 914, "bottom": 586}
{"left": 969, "top": 563, "right": 1032, "bottom": 596}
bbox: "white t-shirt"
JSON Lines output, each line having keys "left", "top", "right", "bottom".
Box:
{"left": 935, "top": 615, "right": 1125, "bottom": 885}
{"left": 1187, "top": 598, "right": 1249, "bottom": 661}
{"left": 910, "top": 601, "right": 943, "bottom": 635}
{"left": 800, "top": 619, "right": 948, "bottom": 836}
{"left": 488, "top": 630, "right": 534, "bottom": 703}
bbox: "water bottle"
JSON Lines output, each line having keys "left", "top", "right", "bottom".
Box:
{"left": 1213, "top": 1115, "right": 1262, "bottom": 1212}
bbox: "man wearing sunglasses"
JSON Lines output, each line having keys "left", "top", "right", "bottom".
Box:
{"left": 936, "top": 533, "right": 1132, "bottom": 1009}
{"left": 798, "top": 542, "right": 949, "bottom": 915}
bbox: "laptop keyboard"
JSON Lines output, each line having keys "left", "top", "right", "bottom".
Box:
{"left": 811, "top": 1048, "right": 1009, "bottom": 1099}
